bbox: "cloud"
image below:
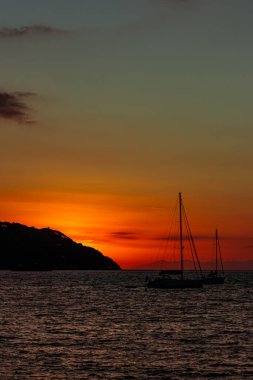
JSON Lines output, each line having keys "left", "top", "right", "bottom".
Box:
{"left": 0, "top": 25, "right": 66, "bottom": 38}
{"left": 110, "top": 230, "right": 222, "bottom": 242}
{"left": 0, "top": 91, "right": 36, "bottom": 124}
{"left": 111, "top": 231, "right": 140, "bottom": 240}
{"left": 151, "top": 233, "right": 218, "bottom": 242}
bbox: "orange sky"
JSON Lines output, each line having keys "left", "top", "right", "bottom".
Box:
{"left": 1, "top": 1, "right": 253, "bottom": 268}
{"left": 1, "top": 186, "right": 252, "bottom": 268}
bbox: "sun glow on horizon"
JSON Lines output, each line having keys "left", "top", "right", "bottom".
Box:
{"left": 1, "top": 186, "right": 253, "bottom": 269}
{"left": 0, "top": 189, "right": 252, "bottom": 269}
{"left": 1, "top": 0, "right": 253, "bottom": 268}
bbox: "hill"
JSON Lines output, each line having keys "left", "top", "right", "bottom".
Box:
{"left": 0, "top": 222, "right": 120, "bottom": 270}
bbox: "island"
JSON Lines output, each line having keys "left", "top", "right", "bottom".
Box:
{"left": 0, "top": 222, "right": 120, "bottom": 270}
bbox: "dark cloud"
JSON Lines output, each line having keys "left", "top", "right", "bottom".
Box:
{"left": 151, "top": 234, "right": 217, "bottom": 242}
{"left": 111, "top": 231, "right": 140, "bottom": 240}
{"left": 0, "top": 25, "right": 66, "bottom": 38}
{"left": 0, "top": 91, "right": 36, "bottom": 124}
{"left": 110, "top": 231, "right": 219, "bottom": 242}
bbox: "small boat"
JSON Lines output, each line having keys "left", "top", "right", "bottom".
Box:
{"left": 147, "top": 193, "right": 203, "bottom": 289}
{"left": 203, "top": 229, "right": 225, "bottom": 285}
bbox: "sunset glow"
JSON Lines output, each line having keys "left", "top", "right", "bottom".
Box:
{"left": 1, "top": 0, "right": 253, "bottom": 268}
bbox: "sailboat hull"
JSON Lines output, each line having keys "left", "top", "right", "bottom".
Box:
{"left": 147, "top": 278, "right": 203, "bottom": 289}
{"left": 203, "top": 276, "right": 225, "bottom": 285}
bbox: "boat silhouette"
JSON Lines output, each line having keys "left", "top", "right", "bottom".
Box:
{"left": 147, "top": 193, "right": 203, "bottom": 289}
{"left": 203, "top": 229, "right": 225, "bottom": 285}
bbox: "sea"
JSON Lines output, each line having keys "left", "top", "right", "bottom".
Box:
{"left": 0, "top": 271, "right": 252, "bottom": 379}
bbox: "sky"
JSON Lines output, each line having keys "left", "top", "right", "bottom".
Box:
{"left": 0, "top": 0, "right": 253, "bottom": 268}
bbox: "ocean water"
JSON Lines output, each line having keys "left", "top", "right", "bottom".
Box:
{"left": 0, "top": 271, "right": 252, "bottom": 379}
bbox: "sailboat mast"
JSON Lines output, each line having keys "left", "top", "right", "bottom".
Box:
{"left": 179, "top": 192, "right": 183, "bottom": 279}
{"left": 215, "top": 228, "right": 218, "bottom": 273}
{"left": 217, "top": 230, "right": 224, "bottom": 275}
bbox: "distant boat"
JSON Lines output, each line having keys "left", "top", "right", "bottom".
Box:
{"left": 203, "top": 229, "right": 225, "bottom": 285}
{"left": 147, "top": 193, "right": 203, "bottom": 289}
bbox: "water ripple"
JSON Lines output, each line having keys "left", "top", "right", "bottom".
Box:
{"left": 0, "top": 270, "right": 252, "bottom": 379}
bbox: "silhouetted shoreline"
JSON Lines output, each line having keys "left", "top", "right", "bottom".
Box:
{"left": 0, "top": 222, "right": 120, "bottom": 270}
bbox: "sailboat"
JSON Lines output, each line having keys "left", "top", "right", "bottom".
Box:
{"left": 203, "top": 229, "right": 225, "bottom": 285}
{"left": 147, "top": 193, "right": 204, "bottom": 289}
